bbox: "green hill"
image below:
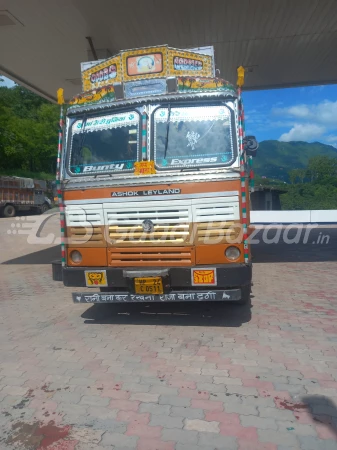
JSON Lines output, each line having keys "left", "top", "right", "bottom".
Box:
{"left": 254, "top": 140, "right": 337, "bottom": 181}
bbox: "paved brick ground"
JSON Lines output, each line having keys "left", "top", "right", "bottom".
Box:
{"left": 0, "top": 216, "right": 337, "bottom": 449}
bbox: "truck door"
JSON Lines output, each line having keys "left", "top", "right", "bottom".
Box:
{"left": 34, "top": 190, "right": 44, "bottom": 206}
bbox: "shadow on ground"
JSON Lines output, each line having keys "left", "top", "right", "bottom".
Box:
{"left": 2, "top": 246, "right": 61, "bottom": 265}
{"left": 302, "top": 395, "right": 337, "bottom": 438}
{"left": 81, "top": 297, "right": 252, "bottom": 327}
{"left": 252, "top": 227, "right": 337, "bottom": 263}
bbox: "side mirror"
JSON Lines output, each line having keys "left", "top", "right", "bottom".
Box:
{"left": 243, "top": 135, "right": 258, "bottom": 157}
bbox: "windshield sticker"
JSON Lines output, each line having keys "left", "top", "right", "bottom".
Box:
{"left": 170, "top": 157, "right": 218, "bottom": 166}
{"left": 71, "top": 161, "right": 136, "bottom": 174}
{"left": 73, "top": 113, "right": 139, "bottom": 134}
{"left": 186, "top": 131, "right": 201, "bottom": 150}
{"left": 155, "top": 106, "right": 230, "bottom": 123}
{"left": 83, "top": 163, "right": 125, "bottom": 172}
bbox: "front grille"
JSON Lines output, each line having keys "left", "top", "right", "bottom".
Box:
{"left": 66, "top": 205, "right": 103, "bottom": 226}
{"left": 195, "top": 221, "right": 242, "bottom": 244}
{"left": 105, "top": 200, "right": 192, "bottom": 246}
{"left": 66, "top": 205, "right": 105, "bottom": 247}
{"left": 66, "top": 226, "right": 106, "bottom": 247}
{"left": 192, "top": 196, "right": 240, "bottom": 222}
{"left": 108, "top": 246, "right": 195, "bottom": 266}
{"left": 64, "top": 195, "right": 240, "bottom": 250}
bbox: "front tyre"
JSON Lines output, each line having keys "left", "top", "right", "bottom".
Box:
{"left": 3, "top": 204, "right": 16, "bottom": 218}
{"left": 40, "top": 203, "right": 49, "bottom": 214}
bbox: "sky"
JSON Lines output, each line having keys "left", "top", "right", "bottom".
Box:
{"left": 244, "top": 84, "right": 337, "bottom": 148}
{"left": 2, "top": 76, "right": 337, "bottom": 148}
{"left": 1, "top": 76, "right": 15, "bottom": 88}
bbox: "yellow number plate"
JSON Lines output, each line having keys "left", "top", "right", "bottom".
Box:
{"left": 85, "top": 270, "right": 108, "bottom": 287}
{"left": 134, "top": 277, "right": 163, "bottom": 295}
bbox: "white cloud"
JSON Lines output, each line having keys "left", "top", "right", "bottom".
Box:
{"left": 279, "top": 124, "right": 325, "bottom": 142}
{"left": 273, "top": 100, "right": 337, "bottom": 127}
{"left": 325, "top": 134, "right": 337, "bottom": 143}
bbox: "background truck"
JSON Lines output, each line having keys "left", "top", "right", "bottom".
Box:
{"left": 0, "top": 176, "right": 51, "bottom": 217}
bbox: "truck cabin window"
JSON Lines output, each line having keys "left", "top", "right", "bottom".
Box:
{"left": 153, "top": 105, "right": 235, "bottom": 170}
{"left": 69, "top": 112, "right": 140, "bottom": 175}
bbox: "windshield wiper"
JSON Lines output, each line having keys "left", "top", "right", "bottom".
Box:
{"left": 163, "top": 104, "right": 171, "bottom": 160}
{"left": 77, "top": 114, "right": 88, "bottom": 157}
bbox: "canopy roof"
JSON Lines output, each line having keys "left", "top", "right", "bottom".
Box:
{"left": 1, "top": 0, "right": 336, "bottom": 102}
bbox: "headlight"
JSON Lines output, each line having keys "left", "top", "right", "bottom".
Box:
{"left": 70, "top": 250, "right": 82, "bottom": 263}
{"left": 225, "top": 246, "right": 241, "bottom": 260}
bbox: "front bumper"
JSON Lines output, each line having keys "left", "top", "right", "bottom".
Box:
{"left": 72, "top": 289, "right": 241, "bottom": 303}
{"left": 52, "top": 262, "right": 251, "bottom": 303}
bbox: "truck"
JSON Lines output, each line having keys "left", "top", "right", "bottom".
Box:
{"left": 52, "top": 45, "right": 258, "bottom": 305}
{"left": 0, "top": 176, "right": 51, "bottom": 217}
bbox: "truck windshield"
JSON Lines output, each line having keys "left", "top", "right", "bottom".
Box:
{"left": 68, "top": 111, "right": 140, "bottom": 175}
{"left": 153, "top": 105, "right": 236, "bottom": 170}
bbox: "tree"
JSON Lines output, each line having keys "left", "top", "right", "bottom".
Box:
{"left": 307, "top": 155, "right": 337, "bottom": 185}
{"left": 288, "top": 169, "right": 298, "bottom": 185}
{"left": 281, "top": 155, "right": 337, "bottom": 210}
{"left": 0, "top": 84, "right": 59, "bottom": 174}
{"left": 297, "top": 168, "right": 306, "bottom": 183}
{"left": 288, "top": 168, "right": 307, "bottom": 184}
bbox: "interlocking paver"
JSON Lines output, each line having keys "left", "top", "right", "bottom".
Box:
{"left": 162, "top": 428, "right": 198, "bottom": 444}
{"left": 175, "top": 445, "right": 217, "bottom": 450}
{"left": 258, "top": 429, "right": 299, "bottom": 446}
{"left": 150, "top": 414, "right": 184, "bottom": 429}
{"left": 159, "top": 395, "right": 191, "bottom": 407}
{"left": 241, "top": 415, "right": 278, "bottom": 430}
{"left": 137, "top": 438, "right": 175, "bottom": 450}
{"left": 198, "top": 431, "right": 238, "bottom": 448}
{"left": 184, "top": 418, "right": 220, "bottom": 433}
{"left": 0, "top": 218, "right": 336, "bottom": 449}
{"left": 100, "top": 432, "right": 138, "bottom": 447}
{"left": 258, "top": 406, "right": 296, "bottom": 421}
{"left": 170, "top": 406, "right": 205, "bottom": 419}
{"left": 130, "top": 393, "right": 159, "bottom": 403}
{"left": 224, "top": 402, "right": 259, "bottom": 416}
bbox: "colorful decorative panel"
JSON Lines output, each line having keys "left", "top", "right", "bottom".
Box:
{"left": 177, "top": 76, "right": 236, "bottom": 94}
{"left": 168, "top": 49, "right": 213, "bottom": 78}
{"left": 122, "top": 46, "right": 168, "bottom": 81}
{"left": 69, "top": 85, "right": 116, "bottom": 107}
{"left": 124, "top": 78, "right": 167, "bottom": 99}
{"left": 82, "top": 55, "right": 122, "bottom": 92}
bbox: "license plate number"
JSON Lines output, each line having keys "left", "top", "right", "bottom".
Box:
{"left": 134, "top": 277, "right": 163, "bottom": 295}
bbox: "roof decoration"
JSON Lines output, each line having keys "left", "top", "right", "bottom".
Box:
{"left": 82, "top": 45, "right": 214, "bottom": 91}
{"left": 177, "top": 77, "right": 236, "bottom": 94}
{"left": 69, "top": 46, "right": 237, "bottom": 107}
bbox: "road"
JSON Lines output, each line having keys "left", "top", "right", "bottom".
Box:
{"left": 0, "top": 214, "right": 337, "bottom": 449}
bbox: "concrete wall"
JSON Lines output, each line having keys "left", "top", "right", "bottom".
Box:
{"left": 251, "top": 210, "right": 337, "bottom": 224}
